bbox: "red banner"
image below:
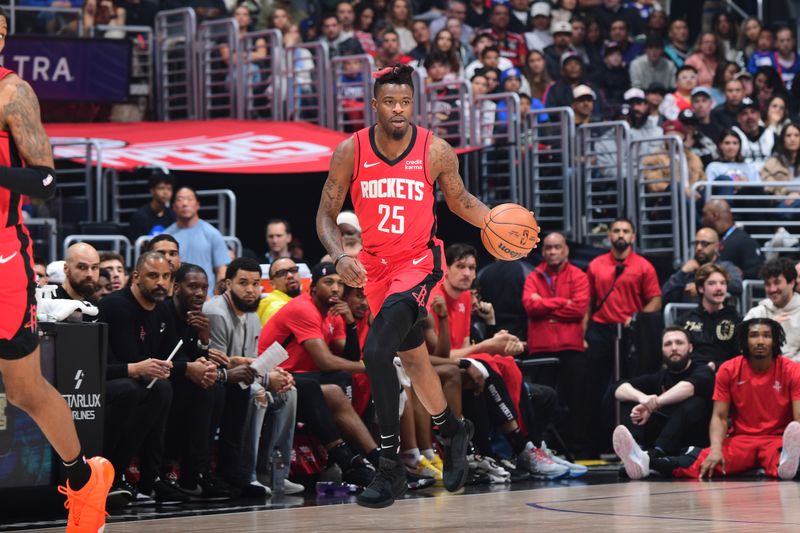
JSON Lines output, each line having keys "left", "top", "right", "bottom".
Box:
{"left": 44, "top": 120, "right": 349, "bottom": 174}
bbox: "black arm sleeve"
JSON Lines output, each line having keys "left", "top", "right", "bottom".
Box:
{"left": 0, "top": 165, "right": 56, "bottom": 199}
{"left": 341, "top": 324, "right": 362, "bottom": 362}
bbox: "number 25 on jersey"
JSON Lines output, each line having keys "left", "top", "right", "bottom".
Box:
{"left": 377, "top": 204, "right": 405, "bottom": 234}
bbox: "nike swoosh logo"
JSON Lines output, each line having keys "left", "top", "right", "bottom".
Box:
{"left": 363, "top": 162, "right": 380, "bottom": 168}
{"left": 737, "top": 380, "right": 747, "bottom": 385}
{"left": 0, "top": 252, "right": 17, "bottom": 264}
{"left": 42, "top": 174, "right": 54, "bottom": 187}
{"left": 412, "top": 255, "right": 426, "bottom": 265}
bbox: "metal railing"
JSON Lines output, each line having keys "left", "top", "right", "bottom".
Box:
{"left": 284, "top": 41, "right": 329, "bottom": 126}
{"left": 238, "top": 29, "right": 283, "bottom": 120}
{"left": 133, "top": 235, "right": 151, "bottom": 265}
{"left": 63, "top": 234, "right": 133, "bottom": 265}
{"left": 25, "top": 217, "right": 58, "bottom": 263}
{"left": 223, "top": 236, "right": 242, "bottom": 258}
{"left": 91, "top": 24, "right": 154, "bottom": 110}
{"left": 197, "top": 18, "right": 240, "bottom": 119}
{"left": 576, "top": 121, "right": 630, "bottom": 246}
{"left": 155, "top": 8, "right": 198, "bottom": 120}
{"left": 740, "top": 279, "right": 766, "bottom": 316}
{"left": 109, "top": 168, "right": 148, "bottom": 226}
{"left": 5, "top": 3, "right": 83, "bottom": 35}
{"left": 50, "top": 139, "right": 103, "bottom": 223}
{"left": 196, "top": 189, "right": 237, "bottom": 237}
{"left": 410, "top": 68, "right": 427, "bottom": 126}
{"left": 688, "top": 181, "right": 800, "bottom": 255}
{"left": 330, "top": 54, "right": 375, "bottom": 133}
{"left": 663, "top": 302, "right": 695, "bottom": 327}
{"left": 522, "top": 106, "right": 575, "bottom": 238}
{"left": 420, "top": 79, "right": 470, "bottom": 149}
{"left": 470, "top": 92, "right": 522, "bottom": 205}
{"left": 629, "top": 136, "right": 689, "bottom": 266}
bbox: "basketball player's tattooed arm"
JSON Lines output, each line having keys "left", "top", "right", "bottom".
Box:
{"left": 432, "top": 137, "right": 489, "bottom": 228}
{"left": 0, "top": 74, "right": 56, "bottom": 198}
{"left": 317, "top": 138, "right": 367, "bottom": 287}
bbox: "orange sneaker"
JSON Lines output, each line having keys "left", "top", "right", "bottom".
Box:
{"left": 58, "top": 456, "right": 114, "bottom": 532}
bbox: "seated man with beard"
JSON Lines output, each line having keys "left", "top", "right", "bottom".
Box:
{"left": 98, "top": 252, "right": 187, "bottom": 504}
{"left": 613, "top": 326, "right": 715, "bottom": 461}
{"left": 662, "top": 227, "right": 743, "bottom": 305}
{"left": 54, "top": 243, "right": 101, "bottom": 303}
{"left": 257, "top": 257, "right": 302, "bottom": 326}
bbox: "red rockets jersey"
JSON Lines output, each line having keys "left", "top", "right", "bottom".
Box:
{"left": 0, "top": 67, "right": 25, "bottom": 228}
{"left": 351, "top": 124, "right": 437, "bottom": 257}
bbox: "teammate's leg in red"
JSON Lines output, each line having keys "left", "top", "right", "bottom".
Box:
{"left": 672, "top": 436, "right": 760, "bottom": 478}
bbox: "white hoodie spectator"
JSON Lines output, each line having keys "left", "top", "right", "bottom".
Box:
{"left": 744, "top": 258, "right": 800, "bottom": 360}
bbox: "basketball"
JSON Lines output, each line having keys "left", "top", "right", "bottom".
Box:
{"left": 481, "top": 203, "right": 539, "bottom": 261}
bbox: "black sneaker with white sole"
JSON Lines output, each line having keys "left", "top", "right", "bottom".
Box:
{"left": 106, "top": 480, "right": 134, "bottom": 508}
{"left": 151, "top": 479, "right": 191, "bottom": 505}
{"left": 440, "top": 418, "right": 474, "bottom": 492}
{"left": 178, "top": 475, "right": 234, "bottom": 501}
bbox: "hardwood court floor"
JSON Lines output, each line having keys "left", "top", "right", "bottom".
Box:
{"left": 12, "top": 478, "right": 800, "bottom": 533}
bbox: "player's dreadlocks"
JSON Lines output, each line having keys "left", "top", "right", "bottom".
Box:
{"left": 736, "top": 317, "right": 786, "bottom": 358}
{"left": 373, "top": 64, "right": 415, "bottom": 97}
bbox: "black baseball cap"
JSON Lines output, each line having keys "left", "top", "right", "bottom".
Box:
{"left": 311, "top": 262, "right": 337, "bottom": 286}
{"left": 678, "top": 108, "right": 698, "bottom": 126}
{"left": 737, "top": 97, "right": 759, "bottom": 114}
{"left": 646, "top": 83, "right": 667, "bottom": 95}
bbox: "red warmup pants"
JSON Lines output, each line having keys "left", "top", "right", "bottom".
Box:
{"left": 673, "top": 434, "right": 783, "bottom": 478}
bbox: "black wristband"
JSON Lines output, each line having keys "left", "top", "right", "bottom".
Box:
{"left": 458, "top": 359, "right": 472, "bottom": 369}
{"left": 334, "top": 253, "right": 349, "bottom": 267}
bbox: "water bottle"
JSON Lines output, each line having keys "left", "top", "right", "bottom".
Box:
{"left": 315, "top": 481, "right": 352, "bottom": 496}
{"left": 271, "top": 447, "right": 284, "bottom": 495}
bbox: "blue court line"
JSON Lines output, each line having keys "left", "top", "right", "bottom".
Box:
{"left": 527, "top": 483, "right": 800, "bottom": 526}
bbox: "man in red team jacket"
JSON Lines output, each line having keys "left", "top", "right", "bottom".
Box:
{"left": 523, "top": 232, "right": 590, "bottom": 455}
{"left": 317, "top": 64, "right": 515, "bottom": 508}
{"left": 615, "top": 318, "right": 800, "bottom": 481}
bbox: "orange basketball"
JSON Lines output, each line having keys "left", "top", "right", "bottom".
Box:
{"left": 481, "top": 203, "right": 539, "bottom": 261}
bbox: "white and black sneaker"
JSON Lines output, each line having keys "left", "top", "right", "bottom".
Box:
{"left": 467, "top": 454, "right": 510, "bottom": 484}
{"left": 130, "top": 490, "right": 156, "bottom": 506}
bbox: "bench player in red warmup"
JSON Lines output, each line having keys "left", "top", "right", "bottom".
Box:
{"left": 0, "top": 8, "right": 112, "bottom": 531}
{"left": 317, "top": 64, "right": 493, "bottom": 508}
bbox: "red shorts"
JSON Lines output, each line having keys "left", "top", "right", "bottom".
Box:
{"left": 358, "top": 238, "right": 445, "bottom": 318}
{"left": 673, "top": 434, "right": 783, "bottom": 478}
{"left": 0, "top": 224, "right": 38, "bottom": 360}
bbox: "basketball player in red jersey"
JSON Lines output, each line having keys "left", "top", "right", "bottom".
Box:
{"left": 0, "top": 9, "right": 113, "bottom": 531}
{"left": 317, "top": 65, "right": 493, "bottom": 508}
